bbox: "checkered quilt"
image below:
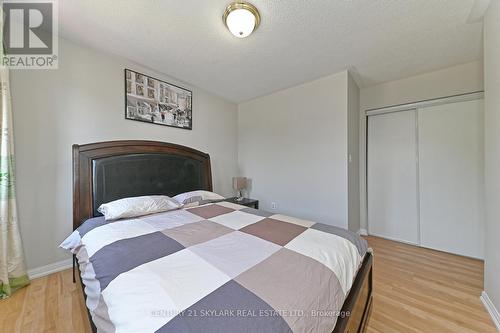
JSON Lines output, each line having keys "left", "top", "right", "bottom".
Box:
{"left": 61, "top": 201, "right": 368, "bottom": 333}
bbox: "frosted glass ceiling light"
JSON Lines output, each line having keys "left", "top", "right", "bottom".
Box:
{"left": 223, "top": 2, "right": 261, "bottom": 38}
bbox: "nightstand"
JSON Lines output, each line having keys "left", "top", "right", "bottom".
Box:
{"left": 224, "top": 197, "right": 259, "bottom": 209}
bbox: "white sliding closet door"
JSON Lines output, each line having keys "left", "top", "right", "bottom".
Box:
{"left": 418, "top": 100, "right": 484, "bottom": 258}
{"left": 368, "top": 110, "right": 419, "bottom": 244}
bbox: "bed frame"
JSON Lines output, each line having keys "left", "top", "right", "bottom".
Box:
{"left": 72, "top": 140, "right": 372, "bottom": 333}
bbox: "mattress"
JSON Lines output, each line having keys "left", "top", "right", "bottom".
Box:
{"left": 61, "top": 201, "right": 368, "bottom": 333}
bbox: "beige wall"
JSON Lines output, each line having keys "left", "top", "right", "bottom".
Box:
{"left": 11, "top": 38, "right": 238, "bottom": 270}
{"left": 360, "top": 61, "right": 484, "bottom": 111}
{"left": 238, "top": 71, "right": 352, "bottom": 228}
{"left": 358, "top": 61, "right": 484, "bottom": 232}
{"left": 483, "top": 0, "right": 500, "bottom": 314}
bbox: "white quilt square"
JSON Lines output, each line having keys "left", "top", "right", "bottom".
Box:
{"left": 102, "top": 275, "right": 177, "bottom": 333}
{"left": 270, "top": 214, "right": 316, "bottom": 227}
{"left": 285, "top": 228, "right": 361, "bottom": 294}
{"left": 82, "top": 219, "right": 157, "bottom": 257}
{"left": 216, "top": 201, "right": 247, "bottom": 210}
{"left": 209, "top": 210, "right": 265, "bottom": 230}
{"left": 141, "top": 209, "right": 204, "bottom": 230}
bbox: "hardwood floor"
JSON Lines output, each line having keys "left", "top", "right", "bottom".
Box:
{"left": 0, "top": 236, "right": 496, "bottom": 333}
{"left": 365, "top": 236, "right": 496, "bottom": 333}
{"left": 0, "top": 268, "right": 92, "bottom": 333}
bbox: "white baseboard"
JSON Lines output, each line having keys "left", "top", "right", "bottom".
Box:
{"left": 481, "top": 291, "right": 500, "bottom": 331}
{"left": 27, "top": 258, "right": 73, "bottom": 280}
{"left": 357, "top": 229, "right": 368, "bottom": 236}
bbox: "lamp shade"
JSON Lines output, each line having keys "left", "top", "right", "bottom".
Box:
{"left": 223, "top": 2, "right": 261, "bottom": 38}
{"left": 233, "top": 177, "right": 248, "bottom": 190}
{"left": 226, "top": 8, "right": 256, "bottom": 38}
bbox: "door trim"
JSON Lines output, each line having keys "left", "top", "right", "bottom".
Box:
{"left": 365, "top": 91, "right": 484, "bottom": 116}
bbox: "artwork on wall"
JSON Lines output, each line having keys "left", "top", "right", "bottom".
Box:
{"left": 125, "top": 69, "right": 193, "bottom": 130}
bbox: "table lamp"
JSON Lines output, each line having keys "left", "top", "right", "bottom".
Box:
{"left": 232, "top": 177, "right": 247, "bottom": 201}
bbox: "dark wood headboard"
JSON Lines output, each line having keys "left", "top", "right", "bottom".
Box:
{"left": 72, "top": 140, "right": 212, "bottom": 230}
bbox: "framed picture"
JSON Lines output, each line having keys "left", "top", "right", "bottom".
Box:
{"left": 124, "top": 69, "right": 193, "bottom": 130}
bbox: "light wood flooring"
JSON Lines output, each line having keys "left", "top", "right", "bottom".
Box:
{"left": 365, "top": 236, "right": 496, "bottom": 333}
{"left": 0, "top": 236, "right": 496, "bottom": 333}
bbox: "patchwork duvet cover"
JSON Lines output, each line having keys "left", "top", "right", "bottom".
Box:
{"left": 61, "top": 201, "right": 368, "bottom": 333}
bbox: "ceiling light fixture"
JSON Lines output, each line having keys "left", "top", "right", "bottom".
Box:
{"left": 223, "top": 2, "right": 261, "bottom": 38}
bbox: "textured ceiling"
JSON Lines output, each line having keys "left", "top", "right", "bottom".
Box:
{"left": 59, "top": 0, "right": 483, "bottom": 102}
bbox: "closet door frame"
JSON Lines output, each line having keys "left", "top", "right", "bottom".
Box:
{"left": 364, "top": 91, "right": 484, "bottom": 252}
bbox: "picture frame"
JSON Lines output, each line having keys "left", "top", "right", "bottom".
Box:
{"left": 124, "top": 69, "right": 193, "bottom": 130}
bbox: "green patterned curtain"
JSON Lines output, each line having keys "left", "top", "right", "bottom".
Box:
{"left": 0, "top": 60, "right": 30, "bottom": 298}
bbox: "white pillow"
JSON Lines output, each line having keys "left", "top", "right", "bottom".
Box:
{"left": 173, "top": 190, "right": 225, "bottom": 206}
{"left": 98, "top": 195, "right": 182, "bottom": 220}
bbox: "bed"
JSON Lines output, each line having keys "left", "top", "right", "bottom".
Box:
{"left": 65, "top": 140, "right": 373, "bottom": 333}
